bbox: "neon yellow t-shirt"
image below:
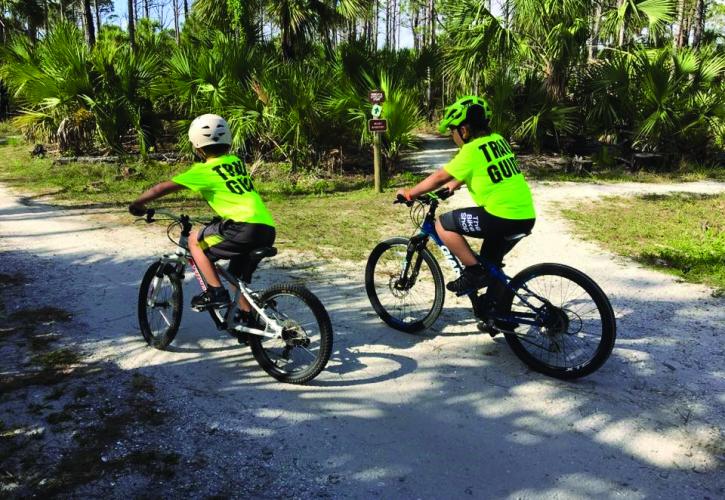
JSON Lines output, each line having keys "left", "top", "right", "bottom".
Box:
{"left": 172, "top": 154, "right": 275, "bottom": 227}
{"left": 444, "top": 134, "right": 535, "bottom": 220}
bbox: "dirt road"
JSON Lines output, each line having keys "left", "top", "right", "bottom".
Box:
{"left": 1, "top": 175, "right": 723, "bottom": 498}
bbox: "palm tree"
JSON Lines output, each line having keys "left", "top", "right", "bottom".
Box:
{"left": 267, "top": 0, "right": 363, "bottom": 59}
{"left": 602, "top": 0, "right": 676, "bottom": 47}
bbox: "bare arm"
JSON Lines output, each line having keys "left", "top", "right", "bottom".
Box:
{"left": 129, "top": 181, "right": 186, "bottom": 214}
{"left": 443, "top": 179, "right": 464, "bottom": 192}
{"left": 398, "top": 168, "right": 454, "bottom": 200}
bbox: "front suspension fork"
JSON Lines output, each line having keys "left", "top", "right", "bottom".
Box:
{"left": 397, "top": 236, "right": 428, "bottom": 289}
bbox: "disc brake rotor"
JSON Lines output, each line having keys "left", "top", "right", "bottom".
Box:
{"left": 388, "top": 276, "right": 410, "bottom": 298}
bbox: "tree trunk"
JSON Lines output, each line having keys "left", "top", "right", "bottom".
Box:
{"left": 82, "top": 0, "right": 95, "bottom": 46}
{"left": 373, "top": 0, "right": 378, "bottom": 49}
{"left": 391, "top": 0, "right": 396, "bottom": 49}
{"left": 143, "top": 0, "right": 149, "bottom": 19}
{"left": 412, "top": 5, "right": 419, "bottom": 51}
{"left": 386, "top": 0, "right": 391, "bottom": 48}
{"left": 429, "top": 0, "right": 436, "bottom": 46}
{"left": 94, "top": 0, "right": 101, "bottom": 34}
{"left": 173, "top": 0, "right": 180, "bottom": 43}
{"left": 589, "top": 1, "right": 602, "bottom": 60}
{"left": 184, "top": 0, "right": 189, "bottom": 19}
{"left": 128, "top": 0, "right": 136, "bottom": 51}
{"left": 617, "top": 0, "right": 626, "bottom": 47}
{"left": 692, "top": 0, "right": 706, "bottom": 48}
{"left": 676, "top": 0, "right": 687, "bottom": 47}
{"left": 396, "top": 0, "right": 401, "bottom": 51}
{"left": 682, "top": 3, "right": 692, "bottom": 47}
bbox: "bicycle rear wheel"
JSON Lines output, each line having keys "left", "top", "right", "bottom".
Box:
{"left": 498, "top": 263, "right": 616, "bottom": 379}
{"left": 365, "top": 237, "right": 445, "bottom": 333}
{"left": 248, "top": 284, "right": 333, "bottom": 384}
{"left": 138, "top": 261, "right": 183, "bottom": 349}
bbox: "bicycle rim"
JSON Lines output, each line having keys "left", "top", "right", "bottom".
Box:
{"left": 249, "top": 285, "right": 332, "bottom": 384}
{"left": 138, "top": 263, "right": 182, "bottom": 348}
{"left": 366, "top": 238, "right": 444, "bottom": 333}
{"left": 504, "top": 264, "right": 615, "bottom": 378}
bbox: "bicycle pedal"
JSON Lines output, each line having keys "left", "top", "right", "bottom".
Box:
{"left": 455, "top": 286, "right": 487, "bottom": 298}
{"left": 477, "top": 320, "right": 499, "bottom": 338}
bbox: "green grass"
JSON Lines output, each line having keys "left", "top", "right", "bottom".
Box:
{"left": 266, "top": 189, "right": 418, "bottom": 261}
{"left": 0, "top": 139, "right": 422, "bottom": 260}
{"left": 525, "top": 164, "right": 725, "bottom": 183}
{"left": 562, "top": 193, "right": 725, "bottom": 294}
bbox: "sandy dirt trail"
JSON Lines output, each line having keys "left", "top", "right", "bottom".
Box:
{"left": 1, "top": 164, "right": 724, "bottom": 497}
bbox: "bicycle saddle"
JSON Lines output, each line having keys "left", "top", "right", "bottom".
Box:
{"left": 504, "top": 232, "right": 530, "bottom": 242}
{"left": 249, "top": 247, "right": 278, "bottom": 260}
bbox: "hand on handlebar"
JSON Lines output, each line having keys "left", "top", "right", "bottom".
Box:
{"left": 394, "top": 189, "right": 414, "bottom": 206}
{"left": 128, "top": 202, "right": 146, "bottom": 216}
{"left": 394, "top": 187, "right": 454, "bottom": 206}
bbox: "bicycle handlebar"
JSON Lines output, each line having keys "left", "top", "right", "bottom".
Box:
{"left": 394, "top": 187, "right": 454, "bottom": 206}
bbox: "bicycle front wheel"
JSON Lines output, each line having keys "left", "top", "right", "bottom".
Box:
{"left": 138, "top": 261, "right": 183, "bottom": 349}
{"left": 248, "top": 284, "right": 333, "bottom": 384}
{"left": 498, "top": 263, "right": 616, "bottom": 379}
{"left": 365, "top": 237, "right": 445, "bottom": 333}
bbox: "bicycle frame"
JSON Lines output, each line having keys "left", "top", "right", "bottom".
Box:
{"left": 144, "top": 216, "right": 284, "bottom": 339}
{"left": 407, "top": 197, "right": 549, "bottom": 330}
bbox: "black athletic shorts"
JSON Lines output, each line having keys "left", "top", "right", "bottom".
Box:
{"left": 439, "top": 207, "right": 535, "bottom": 265}
{"left": 197, "top": 220, "right": 276, "bottom": 262}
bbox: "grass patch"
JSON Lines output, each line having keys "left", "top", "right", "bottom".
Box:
{"left": 266, "top": 185, "right": 421, "bottom": 261}
{"left": 31, "top": 349, "right": 81, "bottom": 370}
{"left": 0, "top": 121, "right": 17, "bottom": 137}
{"left": 562, "top": 192, "right": 725, "bottom": 293}
{"left": 130, "top": 372, "right": 155, "bottom": 394}
{"left": 524, "top": 164, "right": 725, "bottom": 183}
{"left": 0, "top": 136, "right": 423, "bottom": 260}
{"left": 9, "top": 306, "right": 72, "bottom": 324}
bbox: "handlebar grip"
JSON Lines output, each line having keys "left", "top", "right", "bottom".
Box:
{"left": 394, "top": 194, "right": 414, "bottom": 207}
{"left": 145, "top": 208, "right": 156, "bottom": 223}
{"left": 435, "top": 187, "right": 453, "bottom": 200}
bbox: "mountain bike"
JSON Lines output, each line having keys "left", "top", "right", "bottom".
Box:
{"left": 136, "top": 209, "right": 333, "bottom": 384}
{"left": 365, "top": 189, "right": 616, "bottom": 379}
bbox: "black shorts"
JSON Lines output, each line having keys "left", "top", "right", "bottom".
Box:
{"left": 439, "top": 207, "right": 535, "bottom": 265}
{"left": 197, "top": 220, "right": 276, "bottom": 262}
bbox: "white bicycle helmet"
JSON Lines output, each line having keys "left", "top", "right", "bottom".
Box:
{"left": 188, "top": 114, "right": 232, "bottom": 149}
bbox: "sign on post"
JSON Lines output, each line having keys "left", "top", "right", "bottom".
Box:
{"left": 369, "top": 90, "right": 386, "bottom": 193}
{"left": 368, "top": 119, "right": 388, "bottom": 132}
{"left": 368, "top": 90, "right": 385, "bottom": 104}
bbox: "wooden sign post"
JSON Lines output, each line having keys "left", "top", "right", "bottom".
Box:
{"left": 368, "top": 90, "right": 386, "bottom": 193}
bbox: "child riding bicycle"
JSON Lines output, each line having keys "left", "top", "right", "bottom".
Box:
{"left": 396, "top": 96, "right": 536, "bottom": 294}
{"left": 129, "top": 114, "right": 276, "bottom": 315}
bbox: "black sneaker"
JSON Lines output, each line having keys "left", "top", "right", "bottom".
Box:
{"left": 477, "top": 320, "right": 499, "bottom": 337}
{"left": 446, "top": 265, "right": 490, "bottom": 294}
{"left": 191, "top": 287, "right": 230, "bottom": 309}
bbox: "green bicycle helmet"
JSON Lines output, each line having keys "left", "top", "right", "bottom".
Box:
{"left": 438, "top": 95, "right": 492, "bottom": 134}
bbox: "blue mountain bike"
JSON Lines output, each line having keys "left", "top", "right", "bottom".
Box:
{"left": 365, "top": 189, "right": 616, "bottom": 379}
